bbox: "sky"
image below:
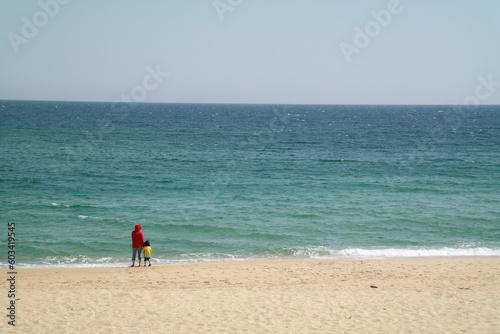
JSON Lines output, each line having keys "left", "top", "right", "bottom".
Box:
{"left": 1, "top": 0, "right": 500, "bottom": 105}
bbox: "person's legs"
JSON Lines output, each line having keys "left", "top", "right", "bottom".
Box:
{"left": 131, "top": 248, "right": 136, "bottom": 267}
{"left": 131, "top": 248, "right": 141, "bottom": 267}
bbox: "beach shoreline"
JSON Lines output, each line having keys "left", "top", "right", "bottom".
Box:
{"left": 2, "top": 257, "right": 499, "bottom": 333}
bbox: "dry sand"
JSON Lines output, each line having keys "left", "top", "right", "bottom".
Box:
{"left": 2, "top": 257, "right": 499, "bottom": 333}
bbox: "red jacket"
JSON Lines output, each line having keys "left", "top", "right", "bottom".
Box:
{"left": 131, "top": 224, "right": 144, "bottom": 248}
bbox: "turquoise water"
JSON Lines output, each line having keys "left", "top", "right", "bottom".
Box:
{"left": 1, "top": 101, "right": 499, "bottom": 267}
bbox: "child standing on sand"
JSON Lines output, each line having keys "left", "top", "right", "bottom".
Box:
{"left": 142, "top": 240, "right": 152, "bottom": 267}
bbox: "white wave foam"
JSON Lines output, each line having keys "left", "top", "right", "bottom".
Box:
{"left": 6, "top": 247, "right": 500, "bottom": 269}
{"left": 313, "top": 247, "right": 500, "bottom": 259}
{"left": 14, "top": 255, "right": 126, "bottom": 268}
{"left": 51, "top": 203, "right": 71, "bottom": 207}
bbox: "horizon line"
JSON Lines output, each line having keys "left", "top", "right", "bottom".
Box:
{"left": 1, "top": 99, "right": 500, "bottom": 107}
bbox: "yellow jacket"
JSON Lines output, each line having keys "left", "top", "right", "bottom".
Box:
{"left": 142, "top": 246, "right": 152, "bottom": 257}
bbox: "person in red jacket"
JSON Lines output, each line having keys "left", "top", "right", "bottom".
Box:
{"left": 131, "top": 224, "right": 145, "bottom": 267}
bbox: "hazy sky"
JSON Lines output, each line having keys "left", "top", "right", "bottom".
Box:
{"left": 1, "top": 0, "right": 500, "bottom": 104}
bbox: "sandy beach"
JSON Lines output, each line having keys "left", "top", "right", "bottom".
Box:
{"left": 2, "top": 257, "right": 499, "bottom": 333}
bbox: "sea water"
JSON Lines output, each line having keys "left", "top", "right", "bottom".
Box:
{"left": 1, "top": 101, "right": 499, "bottom": 267}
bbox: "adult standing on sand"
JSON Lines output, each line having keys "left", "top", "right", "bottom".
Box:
{"left": 131, "top": 224, "right": 145, "bottom": 267}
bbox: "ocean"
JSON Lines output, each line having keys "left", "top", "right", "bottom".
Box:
{"left": 1, "top": 101, "right": 499, "bottom": 268}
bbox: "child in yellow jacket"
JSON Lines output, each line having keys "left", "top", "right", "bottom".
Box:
{"left": 142, "top": 240, "right": 152, "bottom": 267}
